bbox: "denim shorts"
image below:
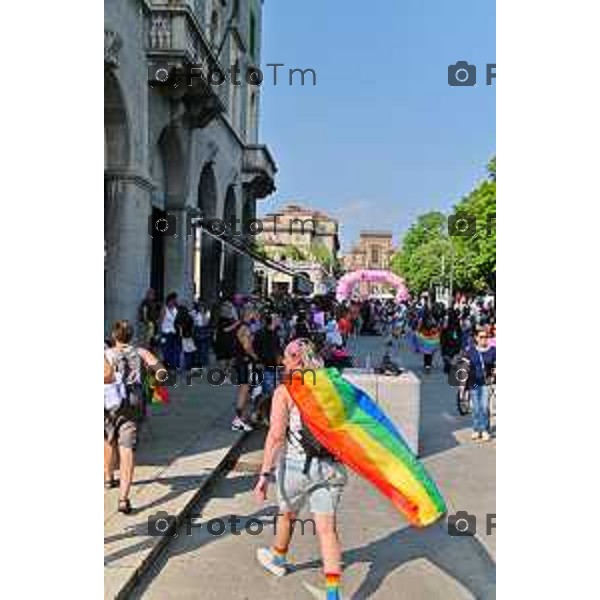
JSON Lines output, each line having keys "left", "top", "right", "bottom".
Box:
{"left": 276, "top": 453, "right": 347, "bottom": 514}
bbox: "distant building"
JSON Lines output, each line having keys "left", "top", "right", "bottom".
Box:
{"left": 342, "top": 231, "right": 395, "bottom": 297}
{"left": 254, "top": 204, "right": 340, "bottom": 296}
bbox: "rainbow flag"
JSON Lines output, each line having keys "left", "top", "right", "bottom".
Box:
{"left": 143, "top": 373, "right": 170, "bottom": 407}
{"left": 415, "top": 330, "right": 440, "bottom": 354}
{"left": 285, "top": 368, "right": 446, "bottom": 527}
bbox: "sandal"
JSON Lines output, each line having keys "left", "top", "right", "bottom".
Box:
{"left": 104, "top": 478, "right": 117, "bottom": 489}
{"left": 118, "top": 498, "right": 132, "bottom": 514}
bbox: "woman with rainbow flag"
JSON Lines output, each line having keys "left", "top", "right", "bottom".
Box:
{"left": 415, "top": 309, "right": 441, "bottom": 372}
{"left": 254, "top": 338, "right": 446, "bottom": 599}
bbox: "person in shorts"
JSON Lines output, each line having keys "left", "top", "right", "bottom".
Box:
{"left": 254, "top": 339, "right": 347, "bottom": 600}
{"left": 231, "top": 305, "right": 260, "bottom": 431}
{"left": 104, "top": 320, "right": 160, "bottom": 514}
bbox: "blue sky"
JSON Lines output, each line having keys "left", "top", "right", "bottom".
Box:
{"left": 257, "top": 0, "right": 495, "bottom": 252}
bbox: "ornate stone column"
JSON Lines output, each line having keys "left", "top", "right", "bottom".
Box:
{"left": 237, "top": 193, "right": 257, "bottom": 294}
{"left": 162, "top": 205, "right": 196, "bottom": 304}
{"left": 104, "top": 170, "right": 154, "bottom": 334}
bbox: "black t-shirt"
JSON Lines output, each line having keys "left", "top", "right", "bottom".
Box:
{"left": 294, "top": 321, "right": 311, "bottom": 339}
{"left": 254, "top": 329, "right": 282, "bottom": 367}
{"left": 138, "top": 299, "right": 161, "bottom": 324}
{"left": 233, "top": 322, "right": 253, "bottom": 361}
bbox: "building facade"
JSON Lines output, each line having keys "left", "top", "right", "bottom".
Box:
{"left": 342, "top": 231, "right": 395, "bottom": 297}
{"left": 104, "top": 0, "right": 277, "bottom": 332}
{"left": 254, "top": 204, "right": 340, "bottom": 296}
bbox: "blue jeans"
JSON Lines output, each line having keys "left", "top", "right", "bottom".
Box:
{"left": 262, "top": 368, "right": 278, "bottom": 397}
{"left": 161, "top": 333, "right": 181, "bottom": 369}
{"left": 471, "top": 385, "right": 489, "bottom": 433}
{"left": 194, "top": 326, "right": 211, "bottom": 366}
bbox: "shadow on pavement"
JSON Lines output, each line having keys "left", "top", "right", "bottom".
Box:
{"left": 105, "top": 473, "right": 258, "bottom": 568}
{"left": 293, "top": 521, "right": 496, "bottom": 600}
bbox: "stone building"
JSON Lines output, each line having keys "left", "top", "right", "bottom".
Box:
{"left": 342, "top": 231, "right": 395, "bottom": 297}
{"left": 104, "top": 0, "right": 277, "bottom": 332}
{"left": 254, "top": 204, "right": 340, "bottom": 296}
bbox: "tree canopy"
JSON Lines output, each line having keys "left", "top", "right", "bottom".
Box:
{"left": 391, "top": 157, "right": 496, "bottom": 295}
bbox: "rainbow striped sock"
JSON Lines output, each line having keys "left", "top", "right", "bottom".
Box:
{"left": 271, "top": 546, "right": 288, "bottom": 565}
{"left": 325, "top": 572, "right": 341, "bottom": 600}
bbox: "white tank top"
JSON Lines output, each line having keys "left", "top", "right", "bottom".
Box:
{"left": 161, "top": 307, "right": 177, "bottom": 333}
{"left": 286, "top": 402, "right": 306, "bottom": 459}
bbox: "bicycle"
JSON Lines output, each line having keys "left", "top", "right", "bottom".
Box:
{"left": 456, "top": 371, "right": 495, "bottom": 417}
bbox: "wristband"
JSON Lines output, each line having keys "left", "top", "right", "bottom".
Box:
{"left": 260, "top": 472, "right": 275, "bottom": 482}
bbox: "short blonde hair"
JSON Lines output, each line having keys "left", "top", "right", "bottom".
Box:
{"left": 284, "top": 338, "right": 323, "bottom": 370}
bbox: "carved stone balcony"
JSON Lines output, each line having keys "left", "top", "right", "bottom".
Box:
{"left": 145, "top": 1, "right": 226, "bottom": 128}
{"left": 104, "top": 29, "right": 122, "bottom": 68}
{"left": 242, "top": 144, "right": 277, "bottom": 199}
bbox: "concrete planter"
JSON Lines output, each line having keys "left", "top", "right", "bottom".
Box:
{"left": 343, "top": 369, "right": 421, "bottom": 456}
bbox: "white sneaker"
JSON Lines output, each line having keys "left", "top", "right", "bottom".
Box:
{"left": 256, "top": 547, "right": 287, "bottom": 577}
{"left": 481, "top": 431, "right": 492, "bottom": 442}
{"left": 471, "top": 431, "right": 481, "bottom": 440}
{"left": 231, "top": 416, "right": 253, "bottom": 432}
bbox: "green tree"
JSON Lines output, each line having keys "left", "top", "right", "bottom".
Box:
{"left": 394, "top": 211, "right": 450, "bottom": 294}
{"left": 451, "top": 156, "right": 496, "bottom": 290}
{"left": 393, "top": 157, "right": 496, "bottom": 296}
{"left": 310, "top": 241, "right": 337, "bottom": 275}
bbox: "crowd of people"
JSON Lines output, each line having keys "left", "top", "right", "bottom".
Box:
{"left": 103, "top": 288, "right": 495, "bottom": 600}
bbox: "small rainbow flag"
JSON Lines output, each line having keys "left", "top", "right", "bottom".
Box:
{"left": 415, "top": 330, "right": 440, "bottom": 354}
{"left": 285, "top": 368, "right": 446, "bottom": 527}
{"left": 143, "top": 372, "right": 170, "bottom": 407}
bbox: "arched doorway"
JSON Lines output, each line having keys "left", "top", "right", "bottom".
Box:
{"left": 104, "top": 69, "right": 130, "bottom": 330}
{"left": 152, "top": 126, "right": 186, "bottom": 300}
{"left": 196, "top": 163, "right": 220, "bottom": 302}
{"left": 221, "top": 185, "right": 239, "bottom": 298}
{"left": 104, "top": 70, "right": 130, "bottom": 170}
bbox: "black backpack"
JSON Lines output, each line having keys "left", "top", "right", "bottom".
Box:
{"left": 290, "top": 419, "right": 336, "bottom": 475}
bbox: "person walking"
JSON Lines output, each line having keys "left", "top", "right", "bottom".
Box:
{"left": 464, "top": 327, "right": 496, "bottom": 441}
{"left": 104, "top": 320, "right": 161, "bottom": 513}
{"left": 137, "top": 288, "right": 161, "bottom": 350}
{"left": 253, "top": 312, "right": 283, "bottom": 425}
{"left": 158, "top": 292, "right": 180, "bottom": 368}
{"left": 191, "top": 300, "right": 211, "bottom": 367}
{"left": 254, "top": 339, "right": 347, "bottom": 600}
{"left": 231, "top": 305, "right": 260, "bottom": 431}
{"left": 213, "top": 300, "right": 239, "bottom": 374}
{"left": 440, "top": 313, "right": 462, "bottom": 374}
{"left": 175, "top": 305, "right": 196, "bottom": 372}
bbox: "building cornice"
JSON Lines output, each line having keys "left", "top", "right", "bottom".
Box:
{"left": 104, "top": 168, "right": 156, "bottom": 191}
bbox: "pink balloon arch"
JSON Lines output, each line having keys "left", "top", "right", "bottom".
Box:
{"left": 336, "top": 270, "right": 410, "bottom": 302}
